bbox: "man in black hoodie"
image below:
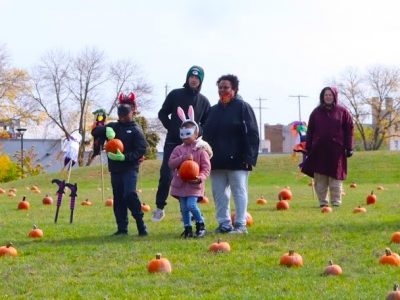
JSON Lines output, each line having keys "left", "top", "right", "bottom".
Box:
{"left": 152, "top": 66, "right": 210, "bottom": 222}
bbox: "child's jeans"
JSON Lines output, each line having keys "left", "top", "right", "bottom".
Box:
{"left": 179, "top": 196, "right": 204, "bottom": 227}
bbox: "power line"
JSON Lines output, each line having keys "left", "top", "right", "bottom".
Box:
{"left": 289, "top": 95, "right": 308, "bottom": 121}
{"left": 164, "top": 83, "right": 169, "bottom": 98}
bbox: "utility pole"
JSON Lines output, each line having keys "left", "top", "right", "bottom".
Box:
{"left": 253, "top": 97, "right": 268, "bottom": 143}
{"left": 164, "top": 83, "right": 169, "bottom": 98}
{"left": 289, "top": 95, "right": 308, "bottom": 121}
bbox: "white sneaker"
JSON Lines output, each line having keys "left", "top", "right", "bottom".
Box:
{"left": 152, "top": 208, "right": 165, "bottom": 222}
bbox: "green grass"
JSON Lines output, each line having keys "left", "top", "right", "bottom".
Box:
{"left": 1, "top": 151, "right": 400, "bottom": 299}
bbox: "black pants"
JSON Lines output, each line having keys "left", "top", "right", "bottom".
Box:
{"left": 155, "top": 142, "right": 179, "bottom": 210}
{"left": 111, "top": 169, "right": 145, "bottom": 233}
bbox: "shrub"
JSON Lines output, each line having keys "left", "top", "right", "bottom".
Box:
{"left": 0, "top": 154, "right": 19, "bottom": 182}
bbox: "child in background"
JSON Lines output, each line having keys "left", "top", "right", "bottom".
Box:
{"left": 168, "top": 106, "right": 212, "bottom": 238}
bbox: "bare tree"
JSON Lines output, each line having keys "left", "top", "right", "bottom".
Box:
{"left": 334, "top": 65, "right": 400, "bottom": 150}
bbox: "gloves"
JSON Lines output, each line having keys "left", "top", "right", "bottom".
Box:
{"left": 107, "top": 149, "right": 125, "bottom": 161}
{"left": 346, "top": 149, "right": 353, "bottom": 158}
{"left": 106, "top": 127, "right": 116, "bottom": 140}
{"left": 194, "top": 137, "right": 213, "bottom": 158}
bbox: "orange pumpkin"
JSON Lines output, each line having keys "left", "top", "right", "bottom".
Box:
{"left": 42, "top": 194, "right": 53, "bottom": 205}
{"left": 9, "top": 187, "right": 17, "bottom": 193}
{"left": 276, "top": 200, "right": 290, "bottom": 210}
{"left": 199, "top": 196, "right": 209, "bottom": 204}
{"left": 350, "top": 182, "right": 357, "bottom": 188}
{"left": 387, "top": 284, "right": 400, "bottom": 300}
{"left": 231, "top": 212, "right": 253, "bottom": 227}
{"left": 366, "top": 191, "right": 377, "bottom": 205}
{"left": 379, "top": 248, "right": 400, "bottom": 266}
{"left": 391, "top": 232, "right": 400, "bottom": 244}
{"left": 377, "top": 185, "right": 385, "bottom": 191}
{"left": 8, "top": 191, "right": 16, "bottom": 198}
{"left": 141, "top": 203, "right": 151, "bottom": 212}
{"left": 0, "top": 243, "right": 18, "bottom": 257}
{"left": 208, "top": 239, "right": 231, "bottom": 253}
{"left": 81, "top": 199, "right": 93, "bottom": 206}
{"left": 353, "top": 206, "right": 366, "bottom": 213}
{"left": 147, "top": 253, "right": 172, "bottom": 273}
{"left": 0, "top": 187, "right": 6, "bottom": 194}
{"left": 324, "top": 260, "right": 342, "bottom": 275}
{"left": 105, "top": 198, "right": 113, "bottom": 207}
{"left": 321, "top": 206, "right": 332, "bottom": 213}
{"left": 105, "top": 138, "right": 124, "bottom": 154}
{"left": 18, "top": 196, "right": 30, "bottom": 210}
{"left": 30, "top": 185, "right": 39, "bottom": 191}
{"left": 178, "top": 159, "right": 199, "bottom": 181}
{"left": 278, "top": 188, "right": 292, "bottom": 200}
{"left": 280, "top": 250, "right": 303, "bottom": 267}
{"left": 28, "top": 225, "right": 44, "bottom": 238}
{"left": 256, "top": 196, "right": 267, "bottom": 205}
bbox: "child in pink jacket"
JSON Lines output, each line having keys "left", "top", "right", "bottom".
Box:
{"left": 168, "top": 106, "right": 212, "bottom": 238}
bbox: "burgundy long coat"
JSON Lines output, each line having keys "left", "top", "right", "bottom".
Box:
{"left": 301, "top": 98, "right": 354, "bottom": 180}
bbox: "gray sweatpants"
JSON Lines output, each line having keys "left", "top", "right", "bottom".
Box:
{"left": 314, "top": 173, "right": 343, "bottom": 207}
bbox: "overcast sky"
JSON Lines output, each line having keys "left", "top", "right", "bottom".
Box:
{"left": 2, "top": 0, "right": 400, "bottom": 137}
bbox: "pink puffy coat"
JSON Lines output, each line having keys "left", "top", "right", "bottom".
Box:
{"left": 168, "top": 142, "right": 211, "bottom": 200}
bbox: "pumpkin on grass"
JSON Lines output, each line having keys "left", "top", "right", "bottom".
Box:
{"left": 42, "top": 194, "right": 53, "bottom": 205}
{"left": 276, "top": 200, "right": 290, "bottom": 210}
{"left": 256, "top": 196, "right": 267, "bottom": 205}
{"left": 0, "top": 243, "right": 18, "bottom": 257}
{"left": 105, "top": 198, "right": 113, "bottom": 207}
{"left": 198, "top": 196, "right": 209, "bottom": 204}
{"left": 391, "top": 232, "right": 400, "bottom": 244}
{"left": 321, "top": 206, "right": 332, "bottom": 213}
{"left": 28, "top": 225, "right": 44, "bottom": 238}
{"left": 387, "top": 284, "right": 400, "bottom": 300}
{"left": 208, "top": 239, "right": 231, "bottom": 253}
{"left": 278, "top": 188, "right": 292, "bottom": 200}
{"left": 366, "top": 191, "right": 377, "bottom": 205}
{"left": 379, "top": 248, "right": 400, "bottom": 266}
{"left": 18, "top": 196, "right": 30, "bottom": 210}
{"left": 147, "top": 253, "right": 172, "bottom": 273}
{"left": 81, "top": 199, "right": 93, "bottom": 206}
{"left": 105, "top": 139, "right": 124, "bottom": 154}
{"left": 280, "top": 250, "right": 303, "bottom": 267}
{"left": 178, "top": 159, "right": 199, "bottom": 181}
{"left": 141, "top": 203, "right": 151, "bottom": 212}
{"left": 353, "top": 206, "right": 367, "bottom": 213}
{"left": 324, "top": 260, "right": 342, "bottom": 275}
{"left": 231, "top": 212, "right": 253, "bottom": 227}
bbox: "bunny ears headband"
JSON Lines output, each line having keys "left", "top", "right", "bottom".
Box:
{"left": 177, "top": 105, "right": 198, "bottom": 129}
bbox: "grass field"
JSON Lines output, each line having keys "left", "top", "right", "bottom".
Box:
{"left": 1, "top": 151, "right": 400, "bottom": 299}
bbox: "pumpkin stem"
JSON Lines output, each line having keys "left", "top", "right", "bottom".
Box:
{"left": 22, "top": 196, "right": 26, "bottom": 201}
{"left": 385, "top": 248, "right": 392, "bottom": 256}
{"left": 155, "top": 253, "right": 162, "bottom": 260}
{"left": 33, "top": 224, "right": 38, "bottom": 229}
{"left": 370, "top": 191, "right": 374, "bottom": 195}
{"left": 217, "top": 238, "right": 221, "bottom": 244}
{"left": 328, "top": 260, "right": 334, "bottom": 265}
{"left": 288, "top": 250, "right": 295, "bottom": 256}
{"left": 394, "top": 284, "right": 400, "bottom": 291}
{"left": 6, "top": 242, "right": 13, "bottom": 248}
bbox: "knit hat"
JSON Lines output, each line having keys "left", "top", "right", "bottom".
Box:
{"left": 186, "top": 65, "right": 204, "bottom": 84}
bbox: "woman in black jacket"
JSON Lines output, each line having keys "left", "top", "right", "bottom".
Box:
{"left": 203, "top": 74, "right": 259, "bottom": 234}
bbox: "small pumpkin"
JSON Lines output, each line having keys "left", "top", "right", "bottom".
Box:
{"left": 199, "top": 196, "right": 209, "bottom": 204}
{"left": 366, "top": 191, "right": 377, "bottom": 205}
{"left": 9, "top": 187, "right": 17, "bottom": 193}
{"left": 147, "top": 253, "right": 172, "bottom": 273}
{"left": 276, "top": 200, "right": 290, "bottom": 210}
{"left": 256, "top": 196, "right": 267, "bottom": 205}
{"left": 105, "top": 138, "right": 124, "bottom": 154}
{"left": 350, "top": 182, "right": 357, "bottom": 188}
{"left": 353, "top": 206, "right": 367, "bottom": 213}
{"left": 231, "top": 212, "right": 253, "bottom": 227}
{"left": 324, "top": 260, "right": 342, "bottom": 275}
{"left": 178, "top": 159, "right": 200, "bottom": 181}
{"left": 8, "top": 191, "right": 16, "bottom": 198}
{"left": 377, "top": 185, "right": 385, "bottom": 191}
{"left": 278, "top": 188, "right": 292, "bottom": 200}
{"left": 42, "top": 194, "right": 53, "bottom": 205}
{"left": 28, "top": 225, "right": 44, "bottom": 238}
{"left": 141, "top": 203, "right": 151, "bottom": 212}
{"left": 208, "top": 239, "right": 231, "bottom": 253}
{"left": 81, "top": 199, "right": 93, "bottom": 206}
{"left": 105, "top": 198, "right": 113, "bottom": 207}
{"left": 386, "top": 284, "right": 400, "bottom": 300}
{"left": 0, "top": 187, "right": 6, "bottom": 194}
{"left": 391, "top": 232, "right": 400, "bottom": 244}
{"left": 0, "top": 243, "right": 18, "bottom": 257}
{"left": 18, "top": 196, "right": 30, "bottom": 210}
{"left": 379, "top": 248, "right": 400, "bottom": 266}
{"left": 280, "top": 250, "right": 303, "bottom": 267}
{"left": 30, "top": 185, "right": 39, "bottom": 191}
{"left": 321, "top": 206, "right": 332, "bottom": 213}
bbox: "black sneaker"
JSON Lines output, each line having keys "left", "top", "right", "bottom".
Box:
{"left": 181, "top": 226, "right": 193, "bottom": 238}
{"left": 195, "top": 222, "right": 206, "bottom": 238}
{"left": 112, "top": 230, "right": 128, "bottom": 236}
{"left": 214, "top": 224, "right": 233, "bottom": 234}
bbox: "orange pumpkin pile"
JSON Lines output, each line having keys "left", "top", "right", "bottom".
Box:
{"left": 147, "top": 253, "right": 172, "bottom": 273}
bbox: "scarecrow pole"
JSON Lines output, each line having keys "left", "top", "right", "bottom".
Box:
{"left": 65, "top": 183, "right": 78, "bottom": 224}
{"left": 52, "top": 179, "right": 66, "bottom": 223}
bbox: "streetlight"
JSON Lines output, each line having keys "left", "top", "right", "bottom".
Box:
{"left": 16, "top": 128, "right": 27, "bottom": 178}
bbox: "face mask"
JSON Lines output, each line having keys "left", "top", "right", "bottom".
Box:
{"left": 220, "top": 91, "right": 234, "bottom": 104}
{"left": 180, "top": 127, "right": 196, "bottom": 139}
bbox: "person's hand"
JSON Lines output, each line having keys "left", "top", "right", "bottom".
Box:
{"left": 106, "top": 127, "right": 116, "bottom": 140}
{"left": 346, "top": 149, "right": 353, "bottom": 158}
{"left": 188, "top": 176, "right": 201, "bottom": 184}
{"left": 107, "top": 149, "right": 125, "bottom": 161}
{"left": 184, "top": 154, "right": 193, "bottom": 161}
{"left": 138, "top": 155, "right": 145, "bottom": 164}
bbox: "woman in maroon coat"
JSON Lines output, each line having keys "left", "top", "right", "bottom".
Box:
{"left": 301, "top": 87, "right": 354, "bottom": 207}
